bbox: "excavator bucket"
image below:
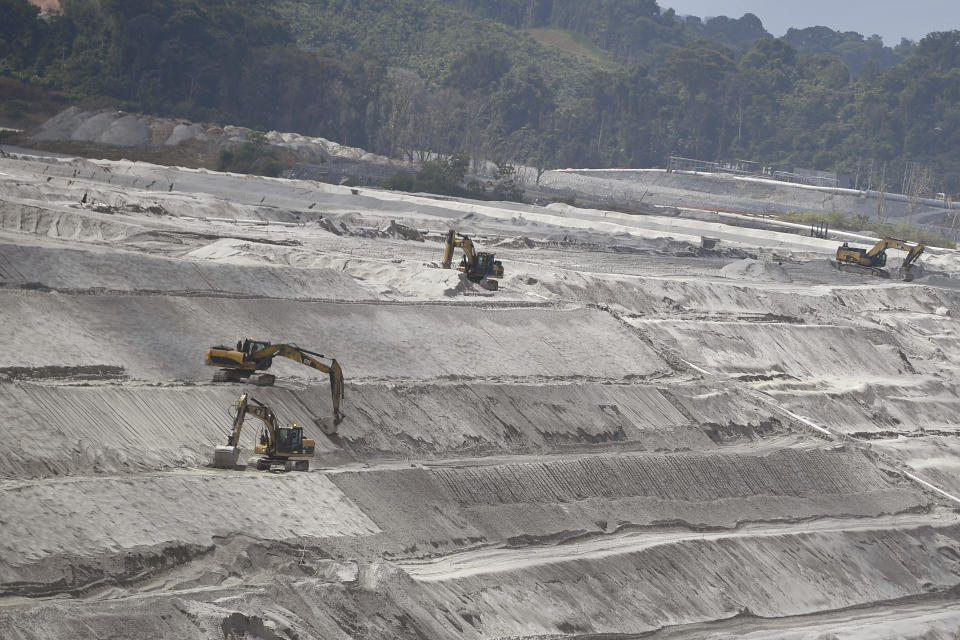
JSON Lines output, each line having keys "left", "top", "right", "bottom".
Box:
{"left": 315, "top": 415, "right": 337, "bottom": 436}
{"left": 213, "top": 445, "right": 242, "bottom": 469}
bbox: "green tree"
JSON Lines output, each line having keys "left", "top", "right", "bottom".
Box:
{"left": 659, "top": 44, "right": 735, "bottom": 158}
{"left": 488, "top": 160, "right": 522, "bottom": 201}
{"left": 0, "top": 0, "right": 40, "bottom": 68}
{"left": 490, "top": 64, "right": 555, "bottom": 134}
{"left": 443, "top": 43, "right": 511, "bottom": 92}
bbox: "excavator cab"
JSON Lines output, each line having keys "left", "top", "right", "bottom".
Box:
{"left": 474, "top": 253, "right": 496, "bottom": 276}
{"left": 459, "top": 251, "right": 503, "bottom": 289}
{"left": 258, "top": 423, "right": 314, "bottom": 470}
{"left": 272, "top": 425, "right": 305, "bottom": 455}
{"left": 241, "top": 338, "right": 271, "bottom": 358}
{"left": 258, "top": 420, "right": 313, "bottom": 457}
{"left": 471, "top": 252, "right": 504, "bottom": 290}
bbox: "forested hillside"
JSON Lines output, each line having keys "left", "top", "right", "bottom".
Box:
{"left": 3, "top": 0, "right": 960, "bottom": 194}
{"left": 782, "top": 26, "right": 913, "bottom": 74}
{"left": 444, "top": 1, "right": 911, "bottom": 71}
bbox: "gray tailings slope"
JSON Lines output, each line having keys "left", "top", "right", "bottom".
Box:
{"left": 543, "top": 168, "right": 957, "bottom": 225}
{"left": 2, "top": 151, "right": 960, "bottom": 639}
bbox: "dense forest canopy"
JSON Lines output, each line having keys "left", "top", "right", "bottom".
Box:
{"left": 3, "top": 0, "right": 960, "bottom": 194}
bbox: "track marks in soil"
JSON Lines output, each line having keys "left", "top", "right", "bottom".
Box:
{"left": 635, "top": 593, "right": 960, "bottom": 639}
{"left": 0, "top": 541, "right": 214, "bottom": 599}
{"left": 396, "top": 513, "right": 959, "bottom": 582}
{"left": 0, "top": 365, "right": 125, "bottom": 381}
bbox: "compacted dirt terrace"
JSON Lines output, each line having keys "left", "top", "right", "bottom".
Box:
{"left": 2, "top": 152, "right": 960, "bottom": 639}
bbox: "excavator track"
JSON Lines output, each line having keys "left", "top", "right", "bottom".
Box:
{"left": 212, "top": 369, "right": 243, "bottom": 383}
{"left": 212, "top": 370, "right": 274, "bottom": 385}
{"left": 251, "top": 373, "right": 276, "bottom": 386}
{"left": 831, "top": 260, "right": 890, "bottom": 279}
{"left": 253, "top": 457, "right": 309, "bottom": 472}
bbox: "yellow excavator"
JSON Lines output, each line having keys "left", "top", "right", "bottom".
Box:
{"left": 205, "top": 338, "right": 344, "bottom": 432}
{"left": 835, "top": 237, "right": 925, "bottom": 281}
{"left": 442, "top": 229, "right": 504, "bottom": 290}
{"left": 213, "top": 393, "right": 315, "bottom": 471}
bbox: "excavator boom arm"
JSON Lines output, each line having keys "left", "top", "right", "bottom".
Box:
{"left": 867, "top": 237, "right": 923, "bottom": 258}
{"left": 442, "top": 229, "right": 456, "bottom": 268}
{"left": 866, "top": 239, "right": 892, "bottom": 258}
{"left": 459, "top": 236, "right": 476, "bottom": 268}
{"left": 226, "top": 395, "right": 248, "bottom": 447}
{"left": 226, "top": 393, "right": 279, "bottom": 447}
{"left": 442, "top": 230, "right": 477, "bottom": 268}
{"left": 902, "top": 243, "right": 925, "bottom": 268}
{"left": 249, "top": 344, "right": 345, "bottom": 426}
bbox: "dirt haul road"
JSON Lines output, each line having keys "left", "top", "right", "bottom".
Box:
{"left": 2, "top": 150, "right": 960, "bottom": 639}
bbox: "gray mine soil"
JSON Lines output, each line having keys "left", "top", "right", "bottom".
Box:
{"left": 3, "top": 150, "right": 960, "bottom": 639}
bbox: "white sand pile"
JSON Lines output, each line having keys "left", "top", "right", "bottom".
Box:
{"left": 28, "top": 107, "right": 406, "bottom": 167}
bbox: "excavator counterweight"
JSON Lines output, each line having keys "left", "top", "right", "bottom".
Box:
{"left": 205, "top": 339, "right": 345, "bottom": 433}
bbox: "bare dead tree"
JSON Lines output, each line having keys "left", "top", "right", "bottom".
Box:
{"left": 876, "top": 160, "right": 888, "bottom": 224}
{"left": 535, "top": 163, "right": 547, "bottom": 186}
{"left": 862, "top": 157, "right": 877, "bottom": 193}
{"left": 904, "top": 161, "right": 932, "bottom": 226}
{"left": 950, "top": 202, "right": 960, "bottom": 243}
{"left": 405, "top": 89, "right": 468, "bottom": 163}
{"left": 512, "top": 163, "right": 526, "bottom": 187}
{"left": 381, "top": 68, "right": 425, "bottom": 161}
{"left": 464, "top": 98, "right": 489, "bottom": 174}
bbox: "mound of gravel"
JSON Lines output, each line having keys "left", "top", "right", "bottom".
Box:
{"left": 495, "top": 235, "right": 536, "bottom": 249}
{"left": 385, "top": 219, "right": 425, "bottom": 241}
{"left": 721, "top": 258, "right": 793, "bottom": 282}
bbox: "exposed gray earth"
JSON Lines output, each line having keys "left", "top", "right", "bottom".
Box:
{"left": 541, "top": 168, "right": 960, "bottom": 227}
{"left": 2, "top": 147, "right": 960, "bottom": 639}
